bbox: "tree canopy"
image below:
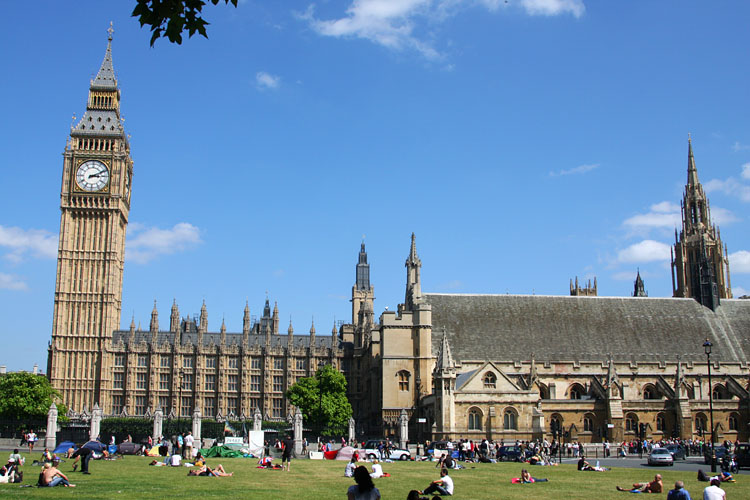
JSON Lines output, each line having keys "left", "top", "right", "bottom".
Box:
{"left": 0, "top": 372, "right": 65, "bottom": 420}
{"left": 132, "top": 0, "right": 238, "bottom": 46}
{"left": 286, "top": 364, "right": 352, "bottom": 437}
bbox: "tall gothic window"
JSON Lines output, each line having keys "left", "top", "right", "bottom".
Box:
{"left": 625, "top": 414, "right": 638, "bottom": 432}
{"left": 135, "top": 396, "right": 146, "bottom": 415}
{"left": 112, "top": 395, "right": 124, "bottom": 414}
{"left": 250, "top": 375, "right": 260, "bottom": 392}
{"left": 251, "top": 358, "right": 261, "bottom": 370}
{"left": 204, "top": 397, "right": 215, "bottom": 416}
{"left": 228, "top": 375, "right": 238, "bottom": 392}
{"left": 643, "top": 385, "right": 657, "bottom": 399}
{"left": 468, "top": 408, "right": 482, "bottom": 430}
{"left": 656, "top": 413, "right": 666, "bottom": 431}
{"left": 583, "top": 414, "right": 594, "bottom": 432}
{"left": 205, "top": 374, "right": 216, "bottom": 391}
{"left": 728, "top": 414, "right": 738, "bottom": 431}
{"left": 695, "top": 413, "right": 708, "bottom": 435}
{"left": 159, "top": 373, "right": 170, "bottom": 390}
{"left": 483, "top": 372, "right": 497, "bottom": 389}
{"left": 504, "top": 409, "right": 518, "bottom": 430}
{"left": 182, "top": 373, "right": 193, "bottom": 391}
{"left": 398, "top": 371, "right": 410, "bottom": 392}
{"left": 181, "top": 397, "right": 192, "bottom": 417}
{"left": 205, "top": 357, "right": 216, "bottom": 369}
{"left": 273, "top": 376, "right": 284, "bottom": 392}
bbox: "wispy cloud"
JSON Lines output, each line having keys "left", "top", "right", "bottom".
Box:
{"left": 0, "top": 225, "right": 58, "bottom": 263}
{"left": 256, "top": 71, "right": 281, "bottom": 90}
{"left": 622, "top": 201, "right": 680, "bottom": 230}
{"left": 704, "top": 170, "right": 750, "bottom": 202}
{"left": 125, "top": 223, "right": 202, "bottom": 264}
{"left": 732, "top": 141, "right": 750, "bottom": 152}
{"left": 0, "top": 272, "right": 28, "bottom": 291}
{"left": 734, "top": 285, "right": 749, "bottom": 297}
{"left": 300, "top": 0, "right": 584, "bottom": 60}
{"left": 729, "top": 250, "right": 750, "bottom": 274}
{"left": 548, "top": 163, "right": 599, "bottom": 177}
{"left": 617, "top": 240, "right": 671, "bottom": 264}
{"left": 742, "top": 162, "right": 750, "bottom": 180}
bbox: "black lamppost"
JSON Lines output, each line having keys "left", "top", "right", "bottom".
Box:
{"left": 703, "top": 338, "right": 716, "bottom": 473}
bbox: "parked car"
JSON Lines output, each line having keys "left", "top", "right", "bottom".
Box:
{"left": 497, "top": 445, "right": 528, "bottom": 462}
{"left": 704, "top": 446, "right": 729, "bottom": 465}
{"left": 665, "top": 444, "right": 686, "bottom": 460}
{"left": 734, "top": 443, "right": 750, "bottom": 469}
{"left": 648, "top": 448, "right": 674, "bottom": 466}
{"left": 362, "top": 440, "right": 411, "bottom": 461}
{"left": 426, "top": 441, "right": 458, "bottom": 459}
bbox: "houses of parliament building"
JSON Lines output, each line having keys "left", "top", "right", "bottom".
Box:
{"left": 48, "top": 32, "right": 749, "bottom": 443}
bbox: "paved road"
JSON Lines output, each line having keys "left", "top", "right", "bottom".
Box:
{"left": 556, "top": 456, "right": 748, "bottom": 475}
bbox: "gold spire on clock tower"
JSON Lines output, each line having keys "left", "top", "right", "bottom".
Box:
{"left": 48, "top": 24, "right": 133, "bottom": 412}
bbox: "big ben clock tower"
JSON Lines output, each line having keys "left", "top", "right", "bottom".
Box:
{"left": 48, "top": 24, "right": 133, "bottom": 413}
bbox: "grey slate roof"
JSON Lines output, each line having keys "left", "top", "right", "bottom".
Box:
{"left": 112, "top": 330, "right": 339, "bottom": 350}
{"left": 425, "top": 294, "right": 750, "bottom": 364}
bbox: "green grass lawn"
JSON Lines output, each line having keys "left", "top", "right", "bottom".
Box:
{"left": 1, "top": 455, "right": 746, "bottom": 499}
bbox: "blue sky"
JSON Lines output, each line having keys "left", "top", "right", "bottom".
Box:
{"left": 1, "top": 1, "right": 749, "bottom": 371}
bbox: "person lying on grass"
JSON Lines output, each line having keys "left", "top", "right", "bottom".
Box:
{"left": 187, "top": 464, "right": 233, "bottom": 477}
{"left": 617, "top": 474, "right": 663, "bottom": 493}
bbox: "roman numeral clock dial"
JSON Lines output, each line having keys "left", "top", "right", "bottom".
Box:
{"left": 75, "top": 160, "right": 109, "bottom": 192}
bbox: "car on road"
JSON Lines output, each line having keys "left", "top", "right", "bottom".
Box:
{"left": 735, "top": 443, "right": 750, "bottom": 469}
{"left": 362, "top": 440, "right": 411, "bottom": 461}
{"left": 648, "top": 447, "right": 674, "bottom": 466}
{"left": 497, "top": 445, "right": 528, "bottom": 462}
{"left": 665, "top": 444, "right": 686, "bottom": 460}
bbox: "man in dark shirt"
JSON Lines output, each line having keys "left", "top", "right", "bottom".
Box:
{"left": 281, "top": 435, "right": 294, "bottom": 472}
{"left": 70, "top": 446, "right": 93, "bottom": 474}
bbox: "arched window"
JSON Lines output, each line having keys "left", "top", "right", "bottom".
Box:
{"left": 569, "top": 383, "right": 585, "bottom": 400}
{"left": 397, "top": 371, "right": 410, "bottom": 392}
{"left": 468, "top": 407, "right": 483, "bottom": 430}
{"left": 625, "top": 413, "right": 638, "bottom": 432}
{"left": 695, "top": 413, "right": 708, "bottom": 436}
{"left": 583, "top": 414, "right": 594, "bottom": 432}
{"left": 549, "top": 414, "right": 562, "bottom": 434}
{"left": 483, "top": 372, "right": 497, "bottom": 389}
{"left": 728, "top": 414, "right": 739, "bottom": 431}
{"left": 656, "top": 413, "right": 666, "bottom": 432}
{"left": 538, "top": 383, "right": 549, "bottom": 400}
{"left": 712, "top": 384, "right": 727, "bottom": 400}
{"left": 504, "top": 408, "right": 518, "bottom": 430}
{"left": 643, "top": 384, "right": 658, "bottom": 400}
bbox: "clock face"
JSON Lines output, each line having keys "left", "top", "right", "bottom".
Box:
{"left": 75, "top": 160, "right": 109, "bottom": 192}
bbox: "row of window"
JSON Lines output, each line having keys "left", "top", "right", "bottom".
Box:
{"left": 114, "top": 354, "right": 310, "bottom": 371}
{"left": 112, "top": 373, "right": 291, "bottom": 393}
{"left": 110, "top": 395, "right": 285, "bottom": 418}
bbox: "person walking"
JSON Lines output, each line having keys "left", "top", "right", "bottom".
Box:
{"left": 281, "top": 434, "right": 294, "bottom": 472}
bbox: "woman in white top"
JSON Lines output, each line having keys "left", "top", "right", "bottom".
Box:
{"left": 370, "top": 459, "right": 383, "bottom": 478}
{"left": 348, "top": 466, "right": 381, "bottom": 500}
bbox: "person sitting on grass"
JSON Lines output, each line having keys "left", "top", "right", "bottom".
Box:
{"left": 345, "top": 456, "right": 357, "bottom": 477}
{"left": 370, "top": 459, "right": 384, "bottom": 478}
{"left": 8, "top": 449, "right": 24, "bottom": 466}
{"left": 39, "top": 462, "right": 75, "bottom": 487}
{"left": 617, "top": 474, "right": 663, "bottom": 493}
{"left": 666, "top": 480, "right": 692, "bottom": 500}
{"left": 347, "top": 465, "right": 381, "bottom": 500}
{"left": 419, "top": 468, "right": 454, "bottom": 496}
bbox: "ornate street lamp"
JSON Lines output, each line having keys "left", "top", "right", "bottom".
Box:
{"left": 703, "top": 338, "right": 716, "bottom": 473}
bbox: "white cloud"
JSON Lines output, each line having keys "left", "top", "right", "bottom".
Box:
{"left": 520, "top": 0, "right": 585, "bottom": 17}
{"left": 623, "top": 201, "right": 680, "bottom": 230}
{"left": 0, "top": 272, "right": 28, "bottom": 291}
{"left": 256, "top": 71, "right": 281, "bottom": 90}
{"left": 125, "top": 223, "right": 202, "bottom": 264}
{"left": 704, "top": 165, "right": 750, "bottom": 202}
{"left": 709, "top": 206, "right": 739, "bottom": 225}
{"left": 548, "top": 163, "right": 599, "bottom": 177}
{"left": 617, "top": 240, "right": 671, "bottom": 264}
{"left": 0, "top": 225, "right": 58, "bottom": 263}
{"left": 301, "top": 0, "right": 584, "bottom": 59}
{"left": 729, "top": 250, "right": 750, "bottom": 274}
{"left": 732, "top": 141, "right": 750, "bottom": 152}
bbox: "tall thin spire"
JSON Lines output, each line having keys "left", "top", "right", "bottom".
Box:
{"left": 405, "top": 233, "right": 422, "bottom": 309}
{"left": 356, "top": 241, "right": 370, "bottom": 291}
{"left": 92, "top": 22, "right": 118, "bottom": 90}
{"left": 150, "top": 300, "right": 159, "bottom": 332}
{"left": 687, "top": 133, "right": 699, "bottom": 187}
